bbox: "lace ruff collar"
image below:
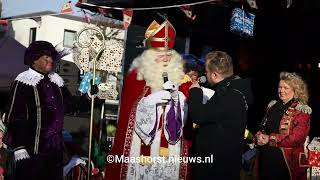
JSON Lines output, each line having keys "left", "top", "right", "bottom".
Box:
{"left": 15, "top": 68, "right": 64, "bottom": 87}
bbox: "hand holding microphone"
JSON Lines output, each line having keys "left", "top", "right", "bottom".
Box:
{"left": 162, "top": 81, "right": 177, "bottom": 91}
{"left": 162, "top": 72, "right": 180, "bottom": 102}
{"left": 137, "top": 72, "right": 172, "bottom": 105}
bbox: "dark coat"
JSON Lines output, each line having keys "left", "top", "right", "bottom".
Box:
{"left": 4, "top": 69, "right": 73, "bottom": 180}
{"left": 189, "top": 75, "right": 253, "bottom": 180}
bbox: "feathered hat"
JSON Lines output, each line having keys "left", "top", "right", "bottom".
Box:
{"left": 24, "top": 41, "right": 58, "bottom": 65}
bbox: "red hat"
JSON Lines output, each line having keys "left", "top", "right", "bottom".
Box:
{"left": 145, "top": 20, "right": 176, "bottom": 51}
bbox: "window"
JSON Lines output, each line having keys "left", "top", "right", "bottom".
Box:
{"left": 29, "top": 28, "right": 37, "bottom": 44}
{"left": 63, "top": 30, "right": 76, "bottom": 48}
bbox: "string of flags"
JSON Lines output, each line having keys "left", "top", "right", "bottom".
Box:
{"left": 79, "top": 0, "right": 218, "bottom": 11}
{"left": 82, "top": 10, "right": 91, "bottom": 24}
{"left": 61, "top": 1, "right": 74, "bottom": 14}
{"left": 1, "top": 1, "right": 75, "bottom": 23}
{"left": 1, "top": 0, "right": 256, "bottom": 30}
{"left": 77, "top": 0, "right": 258, "bottom": 29}
{"left": 180, "top": 6, "right": 196, "bottom": 20}
{"left": 78, "top": 0, "right": 220, "bottom": 29}
{"left": 122, "top": 9, "right": 133, "bottom": 29}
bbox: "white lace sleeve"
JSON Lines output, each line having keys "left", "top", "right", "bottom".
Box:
{"left": 135, "top": 97, "right": 158, "bottom": 145}
{"left": 14, "top": 148, "right": 30, "bottom": 161}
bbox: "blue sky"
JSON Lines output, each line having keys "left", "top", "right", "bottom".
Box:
{"left": 2, "top": 0, "right": 81, "bottom": 17}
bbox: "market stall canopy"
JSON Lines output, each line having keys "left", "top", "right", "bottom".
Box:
{"left": 0, "top": 36, "right": 28, "bottom": 92}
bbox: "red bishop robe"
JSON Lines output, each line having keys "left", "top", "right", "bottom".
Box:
{"left": 104, "top": 69, "right": 192, "bottom": 180}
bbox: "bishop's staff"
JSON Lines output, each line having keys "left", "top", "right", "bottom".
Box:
{"left": 75, "top": 27, "right": 105, "bottom": 180}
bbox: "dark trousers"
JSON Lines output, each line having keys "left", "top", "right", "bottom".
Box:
{"left": 14, "top": 151, "right": 63, "bottom": 180}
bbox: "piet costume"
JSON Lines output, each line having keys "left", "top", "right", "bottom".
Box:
{"left": 105, "top": 20, "right": 193, "bottom": 180}
{"left": 4, "top": 41, "right": 73, "bottom": 180}
{"left": 258, "top": 99, "right": 311, "bottom": 180}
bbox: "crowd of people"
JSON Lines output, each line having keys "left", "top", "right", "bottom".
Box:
{"left": 0, "top": 19, "right": 312, "bottom": 180}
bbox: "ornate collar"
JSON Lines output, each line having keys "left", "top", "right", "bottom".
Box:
{"left": 15, "top": 68, "right": 64, "bottom": 87}
{"left": 267, "top": 99, "right": 312, "bottom": 114}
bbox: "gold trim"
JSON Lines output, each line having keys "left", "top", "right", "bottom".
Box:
{"left": 139, "top": 155, "right": 153, "bottom": 166}
{"left": 7, "top": 82, "right": 19, "bottom": 121}
{"left": 179, "top": 138, "right": 188, "bottom": 180}
{"left": 159, "top": 147, "right": 169, "bottom": 157}
{"left": 280, "top": 109, "right": 293, "bottom": 135}
{"left": 148, "top": 47, "right": 173, "bottom": 52}
{"left": 277, "top": 107, "right": 294, "bottom": 144}
{"left": 280, "top": 148, "right": 292, "bottom": 180}
{"left": 145, "top": 20, "right": 176, "bottom": 50}
{"left": 33, "top": 87, "right": 41, "bottom": 154}
{"left": 164, "top": 21, "right": 168, "bottom": 49}
{"left": 59, "top": 88, "right": 63, "bottom": 105}
{"left": 149, "top": 37, "right": 175, "bottom": 42}
{"left": 299, "top": 152, "right": 310, "bottom": 167}
{"left": 146, "top": 20, "right": 175, "bottom": 41}
{"left": 145, "top": 20, "right": 160, "bottom": 40}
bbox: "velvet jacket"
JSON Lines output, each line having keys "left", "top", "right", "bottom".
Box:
{"left": 5, "top": 68, "right": 72, "bottom": 156}
{"left": 261, "top": 100, "right": 311, "bottom": 180}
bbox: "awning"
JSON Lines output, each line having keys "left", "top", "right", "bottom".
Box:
{"left": 0, "top": 36, "right": 28, "bottom": 92}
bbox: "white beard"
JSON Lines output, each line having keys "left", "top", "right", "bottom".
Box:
{"left": 130, "top": 49, "right": 185, "bottom": 93}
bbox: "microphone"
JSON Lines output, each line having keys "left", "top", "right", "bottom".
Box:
{"left": 161, "top": 72, "right": 171, "bottom": 103}
{"left": 199, "top": 76, "right": 207, "bottom": 84}
{"left": 162, "top": 72, "right": 168, "bottom": 83}
{"left": 162, "top": 72, "right": 173, "bottom": 92}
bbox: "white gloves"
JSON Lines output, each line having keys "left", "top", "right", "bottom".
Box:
{"left": 143, "top": 81, "right": 180, "bottom": 104}
{"left": 145, "top": 90, "right": 172, "bottom": 104}
{"left": 162, "top": 81, "right": 178, "bottom": 91}
{"left": 14, "top": 148, "right": 30, "bottom": 161}
{"left": 163, "top": 81, "right": 179, "bottom": 101}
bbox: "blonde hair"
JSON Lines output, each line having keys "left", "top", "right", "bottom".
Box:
{"left": 280, "top": 71, "right": 309, "bottom": 104}
{"left": 205, "top": 51, "right": 233, "bottom": 78}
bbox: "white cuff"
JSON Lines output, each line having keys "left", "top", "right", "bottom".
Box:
{"left": 201, "top": 87, "right": 215, "bottom": 104}
{"left": 14, "top": 149, "right": 30, "bottom": 161}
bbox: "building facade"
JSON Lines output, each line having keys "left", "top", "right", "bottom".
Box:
{"left": 5, "top": 11, "right": 125, "bottom": 95}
